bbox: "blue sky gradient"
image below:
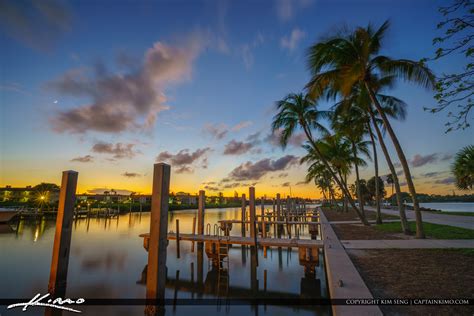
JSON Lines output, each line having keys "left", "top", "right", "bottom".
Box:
{"left": 0, "top": 0, "right": 471, "bottom": 197}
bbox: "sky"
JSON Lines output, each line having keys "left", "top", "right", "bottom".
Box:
{"left": 0, "top": 0, "right": 472, "bottom": 198}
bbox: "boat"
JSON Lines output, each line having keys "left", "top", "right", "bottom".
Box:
{"left": 0, "top": 209, "right": 19, "bottom": 224}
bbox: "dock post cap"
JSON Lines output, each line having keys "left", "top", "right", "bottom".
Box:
{"left": 63, "top": 170, "right": 78, "bottom": 174}
{"left": 154, "top": 162, "right": 171, "bottom": 167}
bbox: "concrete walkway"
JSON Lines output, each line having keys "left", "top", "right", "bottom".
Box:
{"left": 319, "top": 211, "right": 383, "bottom": 316}
{"left": 367, "top": 207, "right": 474, "bottom": 230}
{"left": 341, "top": 239, "right": 474, "bottom": 249}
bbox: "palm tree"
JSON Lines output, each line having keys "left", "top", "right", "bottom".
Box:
{"left": 314, "top": 134, "right": 359, "bottom": 214}
{"left": 331, "top": 81, "right": 410, "bottom": 229}
{"left": 305, "top": 159, "right": 335, "bottom": 205}
{"left": 332, "top": 108, "right": 371, "bottom": 219}
{"left": 386, "top": 174, "right": 394, "bottom": 196}
{"left": 306, "top": 21, "right": 434, "bottom": 238}
{"left": 452, "top": 145, "right": 474, "bottom": 190}
{"left": 272, "top": 93, "right": 369, "bottom": 224}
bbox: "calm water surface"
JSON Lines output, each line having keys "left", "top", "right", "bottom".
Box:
{"left": 0, "top": 207, "right": 330, "bottom": 316}
{"left": 407, "top": 202, "right": 474, "bottom": 213}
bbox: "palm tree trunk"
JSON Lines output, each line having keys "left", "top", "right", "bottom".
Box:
{"left": 367, "top": 124, "right": 382, "bottom": 224}
{"left": 342, "top": 173, "right": 349, "bottom": 213}
{"left": 351, "top": 141, "right": 366, "bottom": 219}
{"left": 369, "top": 107, "right": 411, "bottom": 234}
{"left": 302, "top": 124, "right": 369, "bottom": 225}
{"left": 321, "top": 187, "right": 327, "bottom": 201}
{"left": 366, "top": 86, "right": 422, "bottom": 237}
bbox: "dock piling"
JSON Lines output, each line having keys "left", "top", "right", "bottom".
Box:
{"left": 241, "top": 194, "right": 246, "bottom": 237}
{"left": 146, "top": 163, "right": 170, "bottom": 316}
{"left": 198, "top": 190, "right": 205, "bottom": 236}
{"left": 249, "top": 187, "right": 256, "bottom": 240}
{"left": 48, "top": 170, "right": 78, "bottom": 297}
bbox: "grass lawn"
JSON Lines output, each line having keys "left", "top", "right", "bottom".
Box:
{"left": 375, "top": 221, "right": 474, "bottom": 239}
{"left": 428, "top": 211, "right": 474, "bottom": 216}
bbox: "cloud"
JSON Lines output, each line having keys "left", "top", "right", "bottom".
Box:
{"left": 281, "top": 182, "right": 291, "bottom": 187}
{"left": 71, "top": 155, "right": 94, "bottom": 163}
{"left": 421, "top": 171, "right": 444, "bottom": 178}
{"left": 440, "top": 153, "right": 453, "bottom": 161}
{"left": 275, "top": 0, "right": 313, "bottom": 22}
{"left": 223, "top": 140, "right": 255, "bottom": 155}
{"left": 280, "top": 28, "right": 306, "bottom": 52}
{"left": 122, "top": 172, "right": 141, "bottom": 178}
{"left": 204, "top": 185, "right": 220, "bottom": 192}
{"left": 266, "top": 129, "right": 306, "bottom": 148}
{"left": 411, "top": 154, "right": 438, "bottom": 167}
{"left": 239, "top": 32, "right": 265, "bottom": 70}
{"left": 92, "top": 142, "right": 139, "bottom": 159}
{"left": 246, "top": 132, "right": 261, "bottom": 142}
{"left": 0, "top": 0, "right": 71, "bottom": 51}
{"left": 295, "top": 181, "right": 306, "bottom": 186}
{"left": 156, "top": 147, "right": 211, "bottom": 173}
{"left": 226, "top": 155, "right": 299, "bottom": 181}
{"left": 0, "top": 82, "right": 31, "bottom": 96}
{"left": 232, "top": 121, "right": 252, "bottom": 131}
{"left": 48, "top": 33, "right": 205, "bottom": 134}
{"left": 434, "top": 177, "right": 456, "bottom": 185}
{"left": 87, "top": 188, "right": 133, "bottom": 195}
{"left": 203, "top": 123, "right": 228, "bottom": 140}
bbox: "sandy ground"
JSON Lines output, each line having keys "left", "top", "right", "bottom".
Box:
{"left": 347, "top": 249, "right": 474, "bottom": 315}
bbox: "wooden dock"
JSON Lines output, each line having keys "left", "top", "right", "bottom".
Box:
{"left": 139, "top": 232, "right": 324, "bottom": 249}
{"left": 218, "top": 219, "right": 321, "bottom": 225}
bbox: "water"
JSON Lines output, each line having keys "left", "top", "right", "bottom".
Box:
{"left": 407, "top": 202, "right": 474, "bottom": 213}
{"left": 0, "top": 207, "right": 329, "bottom": 315}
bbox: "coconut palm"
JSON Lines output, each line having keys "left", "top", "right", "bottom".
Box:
{"left": 331, "top": 108, "right": 371, "bottom": 218}
{"left": 314, "top": 134, "right": 364, "bottom": 214}
{"left": 305, "top": 159, "right": 335, "bottom": 205}
{"left": 331, "top": 81, "right": 410, "bottom": 230}
{"left": 271, "top": 93, "right": 369, "bottom": 225}
{"left": 452, "top": 145, "right": 474, "bottom": 190}
{"left": 386, "top": 174, "right": 394, "bottom": 196}
{"left": 306, "top": 21, "right": 434, "bottom": 238}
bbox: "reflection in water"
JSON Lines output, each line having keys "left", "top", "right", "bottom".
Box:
{"left": 0, "top": 207, "right": 329, "bottom": 315}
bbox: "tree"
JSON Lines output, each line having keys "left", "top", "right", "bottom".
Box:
{"left": 426, "top": 0, "right": 474, "bottom": 131}
{"left": 306, "top": 21, "right": 434, "bottom": 238}
{"left": 332, "top": 106, "right": 371, "bottom": 219}
{"left": 33, "top": 183, "right": 60, "bottom": 192}
{"left": 350, "top": 179, "right": 371, "bottom": 204}
{"left": 271, "top": 93, "right": 369, "bottom": 225}
{"left": 367, "top": 176, "right": 386, "bottom": 202}
{"left": 452, "top": 145, "right": 474, "bottom": 189}
{"left": 386, "top": 173, "right": 395, "bottom": 196}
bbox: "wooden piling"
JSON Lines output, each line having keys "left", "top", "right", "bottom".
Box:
{"left": 241, "top": 194, "right": 246, "bottom": 237}
{"left": 197, "top": 190, "right": 205, "bottom": 236}
{"left": 249, "top": 187, "right": 256, "bottom": 240}
{"left": 191, "top": 217, "right": 196, "bottom": 252}
{"left": 48, "top": 170, "right": 78, "bottom": 296}
{"left": 276, "top": 193, "right": 282, "bottom": 238}
{"left": 146, "top": 163, "right": 170, "bottom": 315}
{"left": 176, "top": 219, "right": 180, "bottom": 259}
